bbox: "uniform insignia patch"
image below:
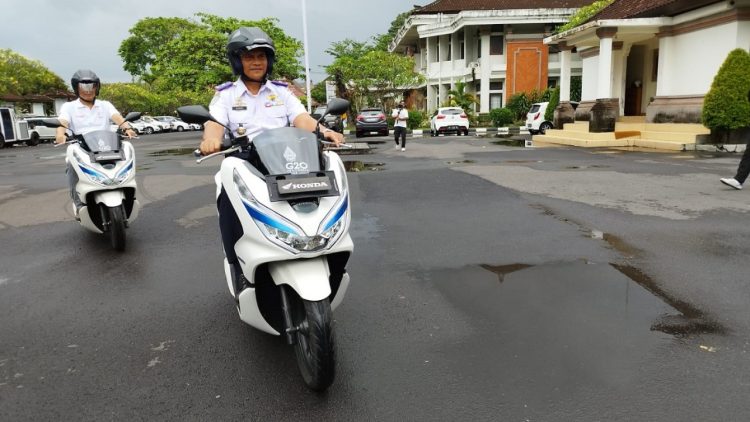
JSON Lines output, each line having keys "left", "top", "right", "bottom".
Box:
{"left": 215, "top": 81, "right": 233, "bottom": 91}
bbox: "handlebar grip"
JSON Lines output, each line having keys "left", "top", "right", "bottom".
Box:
{"left": 193, "top": 149, "right": 202, "bottom": 157}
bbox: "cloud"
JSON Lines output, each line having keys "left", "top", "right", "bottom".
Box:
{"left": 1, "top": 0, "right": 413, "bottom": 85}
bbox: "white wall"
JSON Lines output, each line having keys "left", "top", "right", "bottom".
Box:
{"left": 581, "top": 55, "right": 599, "bottom": 102}
{"left": 658, "top": 22, "right": 745, "bottom": 96}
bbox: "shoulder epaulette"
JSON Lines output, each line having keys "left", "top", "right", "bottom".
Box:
{"left": 271, "top": 80, "right": 288, "bottom": 87}
{"left": 215, "top": 81, "right": 233, "bottom": 91}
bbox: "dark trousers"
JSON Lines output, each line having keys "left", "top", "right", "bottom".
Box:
{"left": 217, "top": 188, "right": 243, "bottom": 264}
{"left": 394, "top": 126, "right": 406, "bottom": 147}
{"left": 734, "top": 143, "right": 750, "bottom": 184}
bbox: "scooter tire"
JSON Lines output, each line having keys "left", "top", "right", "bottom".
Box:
{"left": 293, "top": 298, "right": 335, "bottom": 391}
{"left": 108, "top": 206, "right": 126, "bottom": 251}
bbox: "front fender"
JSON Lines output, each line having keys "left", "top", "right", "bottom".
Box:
{"left": 93, "top": 190, "right": 125, "bottom": 207}
{"left": 269, "top": 257, "right": 331, "bottom": 302}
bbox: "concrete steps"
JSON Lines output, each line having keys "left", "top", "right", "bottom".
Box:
{"left": 535, "top": 119, "right": 710, "bottom": 151}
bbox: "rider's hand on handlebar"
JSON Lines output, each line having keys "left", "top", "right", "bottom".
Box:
{"left": 124, "top": 128, "right": 137, "bottom": 139}
{"left": 323, "top": 130, "right": 345, "bottom": 147}
{"left": 200, "top": 138, "right": 223, "bottom": 155}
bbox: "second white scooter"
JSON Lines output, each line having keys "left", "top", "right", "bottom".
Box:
{"left": 43, "top": 113, "right": 142, "bottom": 251}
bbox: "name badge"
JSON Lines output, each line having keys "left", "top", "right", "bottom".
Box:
{"left": 232, "top": 106, "right": 247, "bottom": 111}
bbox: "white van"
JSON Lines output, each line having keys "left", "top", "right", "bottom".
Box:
{"left": 526, "top": 102, "right": 553, "bottom": 135}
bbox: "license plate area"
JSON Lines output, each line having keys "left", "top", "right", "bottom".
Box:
{"left": 266, "top": 171, "right": 339, "bottom": 201}
{"left": 94, "top": 151, "right": 125, "bottom": 162}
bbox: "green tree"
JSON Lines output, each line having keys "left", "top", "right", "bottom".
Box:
{"left": 99, "top": 82, "right": 213, "bottom": 116}
{"left": 372, "top": 11, "right": 411, "bottom": 51}
{"left": 444, "top": 81, "right": 479, "bottom": 121}
{"left": 118, "top": 17, "right": 200, "bottom": 81}
{"left": 119, "top": 14, "right": 304, "bottom": 92}
{"left": 505, "top": 89, "right": 551, "bottom": 121}
{"left": 325, "top": 39, "right": 423, "bottom": 112}
{"left": 310, "top": 80, "right": 328, "bottom": 105}
{"left": 702, "top": 48, "right": 750, "bottom": 131}
{"left": 545, "top": 86, "right": 560, "bottom": 121}
{"left": 570, "top": 76, "right": 582, "bottom": 102}
{"left": 489, "top": 108, "right": 514, "bottom": 127}
{"left": 557, "top": 0, "right": 615, "bottom": 33}
{"left": 0, "top": 49, "right": 67, "bottom": 96}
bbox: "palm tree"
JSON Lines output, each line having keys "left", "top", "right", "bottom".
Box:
{"left": 444, "top": 81, "right": 479, "bottom": 121}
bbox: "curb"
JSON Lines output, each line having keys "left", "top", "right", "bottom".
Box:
{"left": 344, "top": 127, "right": 529, "bottom": 136}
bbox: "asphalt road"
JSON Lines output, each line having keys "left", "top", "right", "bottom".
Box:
{"left": 1, "top": 132, "right": 749, "bottom": 421}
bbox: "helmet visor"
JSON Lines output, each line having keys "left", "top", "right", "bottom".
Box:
{"left": 78, "top": 82, "right": 96, "bottom": 93}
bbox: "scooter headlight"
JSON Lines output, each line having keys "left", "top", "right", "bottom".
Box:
{"left": 233, "top": 169, "right": 338, "bottom": 253}
{"left": 79, "top": 164, "right": 114, "bottom": 186}
{"left": 113, "top": 161, "right": 134, "bottom": 184}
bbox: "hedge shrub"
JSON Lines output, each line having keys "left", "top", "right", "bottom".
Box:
{"left": 702, "top": 48, "right": 750, "bottom": 131}
{"left": 505, "top": 89, "right": 551, "bottom": 121}
{"left": 489, "top": 108, "right": 514, "bottom": 127}
{"left": 545, "top": 86, "right": 560, "bottom": 122}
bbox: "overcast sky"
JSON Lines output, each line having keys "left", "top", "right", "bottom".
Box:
{"left": 2, "top": 0, "right": 417, "bottom": 86}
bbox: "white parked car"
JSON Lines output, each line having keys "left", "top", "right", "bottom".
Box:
{"left": 132, "top": 119, "right": 162, "bottom": 135}
{"left": 430, "top": 107, "right": 469, "bottom": 136}
{"left": 24, "top": 116, "right": 58, "bottom": 142}
{"left": 155, "top": 116, "right": 191, "bottom": 132}
{"left": 189, "top": 123, "right": 202, "bottom": 131}
{"left": 526, "top": 102, "right": 553, "bottom": 134}
{"left": 140, "top": 115, "right": 170, "bottom": 132}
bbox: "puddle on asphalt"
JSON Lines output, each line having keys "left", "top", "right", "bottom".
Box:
{"left": 343, "top": 161, "right": 385, "bottom": 172}
{"left": 445, "top": 159, "right": 476, "bottom": 165}
{"left": 564, "top": 164, "right": 610, "bottom": 169}
{"left": 420, "top": 260, "right": 727, "bottom": 388}
{"left": 148, "top": 148, "right": 196, "bottom": 157}
{"left": 492, "top": 140, "right": 525, "bottom": 147}
{"left": 427, "top": 260, "right": 723, "bottom": 341}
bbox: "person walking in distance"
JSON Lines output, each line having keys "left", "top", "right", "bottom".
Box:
{"left": 720, "top": 89, "right": 750, "bottom": 190}
{"left": 392, "top": 101, "right": 408, "bottom": 151}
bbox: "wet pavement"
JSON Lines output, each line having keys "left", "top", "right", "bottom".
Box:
{"left": 1, "top": 131, "right": 749, "bottom": 420}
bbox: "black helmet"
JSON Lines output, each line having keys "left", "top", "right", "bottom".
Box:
{"left": 226, "top": 27, "right": 276, "bottom": 80}
{"left": 71, "top": 69, "right": 100, "bottom": 96}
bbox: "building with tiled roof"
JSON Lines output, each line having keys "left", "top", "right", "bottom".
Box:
{"left": 535, "top": 0, "right": 750, "bottom": 150}
{"left": 390, "top": 0, "right": 592, "bottom": 113}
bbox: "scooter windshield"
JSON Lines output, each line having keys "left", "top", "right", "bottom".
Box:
{"left": 80, "top": 130, "right": 121, "bottom": 153}
{"left": 252, "top": 127, "right": 321, "bottom": 175}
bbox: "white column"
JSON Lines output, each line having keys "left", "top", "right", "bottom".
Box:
{"left": 559, "top": 48, "right": 572, "bottom": 102}
{"left": 597, "top": 38, "right": 613, "bottom": 98}
{"left": 596, "top": 28, "right": 616, "bottom": 99}
{"left": 480, "top": 30, "right": 491, "bottom": 113}
{"left": 656, "top": 37, "right": 669, "bottom": 96}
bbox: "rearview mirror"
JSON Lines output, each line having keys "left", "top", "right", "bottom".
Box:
{"left": 124, "top": 112, "right": 142, "bottom": 122}
{"left": 325, "top": 98, "right": 349, "bottom": 116}
{"left": 177, "top": 105, "right": 215, "bottom": 125}
{"left": 40, "top": 118, "right": 63, "bottom": 128}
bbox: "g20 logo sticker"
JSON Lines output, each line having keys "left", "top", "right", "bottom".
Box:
{"left": 283, "top": 146, "right": 308, "bottom": 174}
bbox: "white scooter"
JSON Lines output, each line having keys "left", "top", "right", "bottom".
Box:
{"left": 43, "top": 113, "right": 142, "bottom": 251}
{"left": 178, "top": 99, "right": 353, "bottom": 391}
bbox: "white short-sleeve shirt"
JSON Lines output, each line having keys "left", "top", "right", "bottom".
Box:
{"left": 58, "top": 99, "right": 119, "bottom": 134}
{"left": 392, "top": 108, "right": 408, "bottom": 128}
{"left": 209, "top": 78, "right": 307, "bottom": 140}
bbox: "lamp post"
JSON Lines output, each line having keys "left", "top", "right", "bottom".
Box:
{"left": 302, "top": 0, "right": 312, "bottom": 113}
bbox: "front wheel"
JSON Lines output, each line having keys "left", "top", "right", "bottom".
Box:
{"left": 26, "top": 132, "right": 40, "bottom": 146}
{"left": 108, "top": 206, "right": 126, "bottom": 251}
{"left": 145, "top": 127, "right": 154, "bottom": 135}
{"left": 292, "top": 298, "right": 335, "bottom": 391}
